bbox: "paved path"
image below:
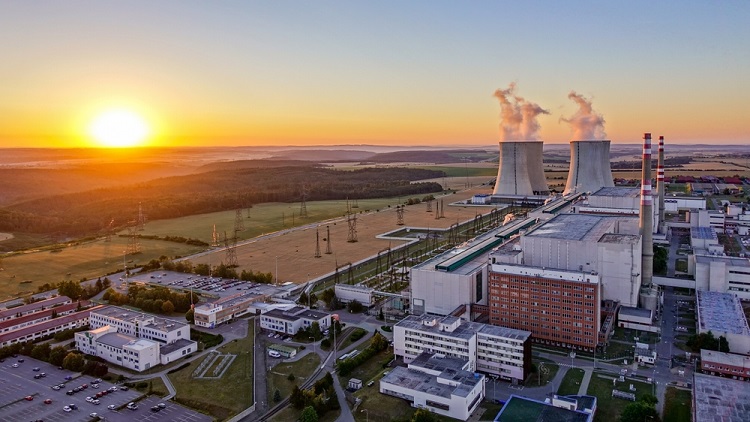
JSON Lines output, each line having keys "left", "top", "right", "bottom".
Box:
{"left": 577, "top": 368, "right": 593, "bottom": 395}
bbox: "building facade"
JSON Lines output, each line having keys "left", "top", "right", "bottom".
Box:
{"left": 259, "top": 306, "right": 332, "bottom": 335}
{"left": 393, "top": 314, "right": 531, "bottom": 383}
{"left": 193, "top": 292, "right": 266, "bottom": 328}
{"left": 700, "top": 349, "right": 750, "bottom": 381}
{"left": 488, "top": 264, "right": 601, "bottom": 351}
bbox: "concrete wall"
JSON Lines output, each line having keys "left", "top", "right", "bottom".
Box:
{"left": 411, "top": 265, "right": 487, "bottom": 316}
{"left": 564, "top": 140, "right": 615, "bottom": 195}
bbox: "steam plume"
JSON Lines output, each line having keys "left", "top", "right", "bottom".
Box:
{"left": 493, "top": 83, "right": 549, "bottom": 141}
{"left": 561, "top": 91, "right": 606, "bottom": 140}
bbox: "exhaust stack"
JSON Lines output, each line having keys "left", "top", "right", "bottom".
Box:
{"left": 657, "top": 136, "right": 665, "bottom": 233}
{"left": 640, "top": 133, "right": 654, "bottom": 289}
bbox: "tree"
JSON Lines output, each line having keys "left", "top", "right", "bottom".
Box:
{"left": 57, "top": 280, "right": 84, "bottom": 300}
{"left": 49, "top": 346, "right": 67, "bottom": 366}
{"left": 620, "top": 401, "right": 659, "bottom": 422}
{"left": 412, "top": 408, "right": 437, "bottom": 422}
{"left": 288, "top": 373, "right": 296, "bottom": 381}
{"left": 300, "top": 406, "right": 319, "bottom": 422}
{"left": 62, "top": 352, "right": 85, "bottom": 372}
{"left": 162, "top": 300, "right": 175, "bottom": 314}
{"left": 273, "top": 389, "right": 281, "bottom": 402}
{"left": 31, "top": 343, "right": 51, "bottom": 361}
{"left": 299, "top": 291, "right": 309, "bottom": 306}
{"left": 378, "top": 308, "right": 384, "bottom": 321}
{"left": 290, "top": 385, "right": 305, "bottom": 409}
{"left": 309, "top": 293, "right": 318, "bottom": 305}
{"left": 310, "top": 321, "right": 322, "bottom": 340}
{"left": 719, "top": 335, "right": 730, "bottom": 353}
{"left": 185, "top": 308, "right": 195, "bottom": 324}
{"left": 347, "top": 300, "right": 363, "bottom": 313}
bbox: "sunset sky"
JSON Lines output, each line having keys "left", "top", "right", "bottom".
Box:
{"left": 1, "top": 1, "right": 748, "bottom": 148}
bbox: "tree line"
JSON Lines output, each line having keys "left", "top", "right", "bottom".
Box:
{"left": 0, "top": 166, "right": 444, "bottom": 238}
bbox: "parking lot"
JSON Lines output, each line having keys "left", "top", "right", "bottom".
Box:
{"left": 0, "top": 357, "right": 212, "bottom": 422}
{"left": 123, "top": 271, "right": 281, "bottom": 300}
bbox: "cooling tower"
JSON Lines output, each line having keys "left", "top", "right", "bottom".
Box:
{"left": 563, "top": 140, "right": 615, "bottom": 195}
{"left": 492, "top": 141, "right": 548, "bottom": 196}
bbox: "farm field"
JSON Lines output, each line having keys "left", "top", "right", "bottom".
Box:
{"left": 0, "top": 236, "right": 203, "bottom": 300}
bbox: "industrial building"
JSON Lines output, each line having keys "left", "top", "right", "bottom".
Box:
{"left": 0, "top": 295, "right": 72, "bottom": 322}
{"left": 259, "top": 306, "right": 332, "bottom": 336}
{"left": 492, "top": 141, "right": 548, "bottom": 197}
{"left": 700, "top": 349, "right": 750, "bottom": 381}
{"left": 193, "top": 292, "right": 266, "bottom": 328}
{"left": 393, "top": 314, "right": 531, "bottom": 383}
{"left": 75, "top": 306, "right": 197, "bottom": 370}
{"left": 689, "top": 255, "right": 750, "bottom": 300}
{"left": 488, "top": 264, "right": 601, "bottom": 351}
{"left": 380, "top": 352, "right": 485, "bottom": 421}
{"left": 0, "top": 300, "right": 90, "bottom": 334}
{"left": 494, "top": 394, "right": 597, "bottom": 422}
{"left": 0, "top": 306, "right": 99, "bottom": 348}
{"left": 692, "top": 373, "right": 750, "bottom": 421}
{"left": 334, "top": 284, "right": 374, "bottom": 307}
{"left": 563, "top": 140, "right": 615, "bottom": 195}
{"left": 695, "top": 291, "right": 750, "bottom": 355}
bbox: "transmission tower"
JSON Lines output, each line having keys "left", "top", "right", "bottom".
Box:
{"left": 211, "top": 224, "right": 219, "bottom": 247}
{"left": 396, "top": 205, "right": 405, "bottom": 226}
{"left": 352, "top": 198, "right": 359, "bottom": 209}
{"left": 434, "top": 200, "right": 441, "bottom": 220}
{"left": 234, "top": 209, "right": 245, "bottom": 232}
{"left": 299, "top": 184, "right": 309, "bottom": 218}
{"left": 314, "top": 226, "right": 322, "bottom": 258}
{"left": 223, "top": 231, "right": 238, "bottom": 267}
{"left": 347, "top": 213, "right": 358, "bottom": 243}
{"left": 104, "top": 218, "right": 115, "bottom": 242}
{"left": 246, "top": 203, "right": 252, "bottom": 219}
{"left": 126, "top": 223, "right": 141, "bottom": 255}
{"left": 136, "top": 203, "right": 146, "bottom": 231}
{"left": 440, "top": 199, "right": 446, "bottom": 218}
{"left": 426, "top": 200, "right": 433, "bottom": 213}
{"left": 325, "top": 225, "right": 333, "bottom": 254}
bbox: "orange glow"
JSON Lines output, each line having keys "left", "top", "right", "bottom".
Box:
{"left": 87, "top": 109, "right": 151, "bottom": 148}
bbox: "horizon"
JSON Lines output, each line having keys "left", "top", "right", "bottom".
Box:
{"left": 1, "top": 2, "right": 749, "bottom": 148}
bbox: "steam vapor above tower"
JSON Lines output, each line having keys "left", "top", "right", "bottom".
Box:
{"left": 562, "top": 92, "right": 614, "bottom": 195}
{"left": 492, "top": 84, "right": 549, "bottom": 196}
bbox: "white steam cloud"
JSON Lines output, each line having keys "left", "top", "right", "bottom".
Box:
{"left": 493, "top": 83, "right": 549, "bottom": 141}
{"left": 561, "top": 91, "right": 606, "bottom": 141}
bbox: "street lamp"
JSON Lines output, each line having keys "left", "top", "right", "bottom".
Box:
{"left": 361, "top": 409, "right": 369, "bottom": 422}
{"left": 309, "top": 336, "right": 316, "bottom": 356}
{"left": 275, "top": 256, "right": 279, "bottom": 285}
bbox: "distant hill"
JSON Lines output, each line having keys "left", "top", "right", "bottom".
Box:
{"left": 361, "top": 149, "right": 494, "bottom": 164}
{"left": 269, "top": 150, "right": 377, "bottom": 162}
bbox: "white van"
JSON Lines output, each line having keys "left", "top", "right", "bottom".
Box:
{"left": 268, "top": 350, "right": 281, "bottom": 358}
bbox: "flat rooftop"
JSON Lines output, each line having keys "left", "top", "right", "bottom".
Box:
{"left": 494, "top": 395, "right": 593, "bottom": 422}
{"left": 490, "top": 263, "right": 600, "bottom": 285}
{"left": 691, "top": 227, "right": 717, "bottom": 240}
{"left": 700, "top": 350, "right": 750, "bottom": 368}
{"left": 395, "top": 314, "right": 531, "bottom": 342}
{"left": 525, "top": 214, "right": 613, "bottom": 242}
{"left": 592, "top": 186, "right": 640, "bottom": 198}
{"left": 93, "top": 305, "right": 188, "bottom": 332}
{"left": 381, "top": 363, "right": 481, "bottom": 399}
{"left": 599, "top": 233, "right": 639, "bottom": 244}
{"left": 694, "top": 255, "right": 750, "bottom": 267}
{"left": 693, "top": 373, "right": 750, "bottom": 421}
{"left": 98, "top": 332, "right": 138, "bottom": 349}
{"left": 619, "top": 306, "right": 652, "bottom": 319}
{"left": 696, "top": 291, "right": 750, "bottom": 336}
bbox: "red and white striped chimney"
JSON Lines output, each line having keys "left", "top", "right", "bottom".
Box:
{"left": 657, "top": 136, "right": 665, "bottom": 233}
{"left": 640, "top": 133, "right": 654, "bottom": 289}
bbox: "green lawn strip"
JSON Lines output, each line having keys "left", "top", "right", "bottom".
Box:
{"left": 270, "top": 405, "right": 340, "bottom": 422}
{"left": 266, "top": 353, "right": 321, "bottom": 403}
{"left": 663, "top": 387, "right": 692, "bottom": 422}
{"left": 604, "top": 341, "right": 636, "bottom": 360}
{"left": 340, "top": 348, "right": 393, "bottom": 389}
{"left": 476, "top": 400, "right": 505, "bottom": 421}
{"left": 586, "top": 373, "right": 654, "bottom": 422}
{"left": 339, "top": 327, "right": 368, "bottom": 351}
{"left": 126, "top": 376, "right": 169, "bottom": 397}
{"left": 524, "top": 358, "right": 559, "bottom": 387}
{"left": 557, "top": 368, "right": 585, "bottom": 396}
{"left": 168, "top": 323, "right": 254, "bottom": 421}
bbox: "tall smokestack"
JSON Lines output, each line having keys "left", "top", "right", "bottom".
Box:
{"left": 657, "top": 136, "right": 665, "bottom": 233}
{"left": 640, "top": 133, "right": 654, "bottom": 288}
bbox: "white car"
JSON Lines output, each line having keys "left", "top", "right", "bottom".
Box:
{"left": 63, "top": 406, "right": 72, "bottom": 412}
{"left": 89, "top": 413, "right": 98, "bottom": 418}
{"left": 107, "top": 404, "right": 116, "bottom": 410}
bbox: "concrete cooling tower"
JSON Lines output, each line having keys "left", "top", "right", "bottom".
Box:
{"left": 492, "top": 141, "right": 548, "bottom": 196}
{"left": 563, "top": 140, "right": 615, "bottom": 195}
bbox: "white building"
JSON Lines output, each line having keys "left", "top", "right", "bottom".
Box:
{"left": 690, "top": 255, "right": 750, "bottom": 300}
{"left": 75, "top": 306, "right": 197, "bottom": 371}
{"left": 393, "top": 314, "right": 531, "bottom": 383}
{"left": 334, "top": 284, "right": 374, "bottom": 307}
{"left": 696, "top": 291, "right": 750, "bottom": 355}
{"left": 664, "top": 196, "right": 706, "bottom": 212}
{"left": 380, "top": 351, "right": 485, "bottom": 421}
{"left": 572, "top": 187, "right": 658, "bottom": 233}
{"left": 259, "top": 306, "right": 332, "bottom": 335}
{"left": 193, "top": 292, "right": 266, "bottom": 328}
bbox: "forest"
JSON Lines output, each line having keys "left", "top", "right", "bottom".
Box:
{"left": 0, "top": 165, "right": 444, "bottom": 239}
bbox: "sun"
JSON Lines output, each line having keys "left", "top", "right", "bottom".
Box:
{"left": 88, "top": 109, "right": 150, "bottom": 147}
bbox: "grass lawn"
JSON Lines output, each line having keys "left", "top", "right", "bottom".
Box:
{"left": 126, "top": 376, "right": 169, "bottom": 397}
{"left": 525, "top": 358, "right": 559, "bottom": 387}
{"left": 586, "top": 373, "right": 654, "bottom": 422}
{"left": 340, "top": 348, "right": 393, "bottom": 388}
{"left": 0, "top": 236, "right": 204, "bottom": 301}
{"left": 339, "top": 327, "right": 368, "bottom": 351}
{"left": 675, "top": 259, "right": 688, "bottom": 273}
{"left": 663, "top": 387, "right": 692, "bottom": 422}
{"left": 476, "top": 400, "right": 505, "bottom": 421}
{"left": 612, "top": 328, "right": 660, "bottom": 344}
{"left": 604, "top": 341, "right": 635, "bottom": 360}
{"left": 271, "top": 405, "right": 340, "bottom": 422}
{"left": 557, "top": 368, "right": 585, "bottom": 396}
{"left": 267, "top": 353, "right": 321, "bottom": 403}
{"left": 168, "top": 322, "right": 254, "bottom": 421}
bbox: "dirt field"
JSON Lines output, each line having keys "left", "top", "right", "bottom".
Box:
{"left": 0, "top": 233, "right": 13, "bottom": 242}
{"left": 190, "top": 182, "right": 493, "bottom": 284}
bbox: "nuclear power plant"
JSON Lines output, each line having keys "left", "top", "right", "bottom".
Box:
{"left": 492, "top": 141, "right": 548, "bottom": 197}
{"left": 563, "top": 140, "right": 615, "bottom": 195}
